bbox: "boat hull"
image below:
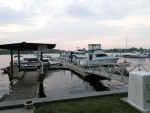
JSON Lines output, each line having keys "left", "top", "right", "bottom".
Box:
{"left": 123, "top": 54, "right": 150, "bottom": 58}
{"left": 86, "top": 57, "right": 119, "bottom": 66}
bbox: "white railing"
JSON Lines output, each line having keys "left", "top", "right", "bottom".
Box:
{"left": 83, "top": 62, "right": 150, "bottom": 82}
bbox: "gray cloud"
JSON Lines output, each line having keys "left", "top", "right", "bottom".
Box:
{"left": 0, "top": 6, "right": 31, "bottom": 25}
{"left": 64, "top": 0, "right": 150, "bottom": 21}
{"left": 0, "top": 0, "right": 150, "bottom": 50}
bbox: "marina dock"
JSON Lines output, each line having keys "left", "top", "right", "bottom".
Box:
{"left": 55, "top": 59, "right": 150, "bottom": 83}
{"left": 64, "top": 62, "right": 91, "bottom": 77}
{"left": 2, "top": 59, "right": 148, "bottom": 102}
{"left": 0, "top": 59, "right": 149, "bottom": 101}
{"left": 3, "top": 71, "right": 39, "bottom": 101}
{"left": 50, "top": 60, "right": 91, "bottom": 77}
{"left": 1, "top": 57, "right": 149, "bottom": 112}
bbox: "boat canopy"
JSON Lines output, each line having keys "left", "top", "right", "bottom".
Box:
{"left": 88, "top": 44, "right": 101, "bottom": 53}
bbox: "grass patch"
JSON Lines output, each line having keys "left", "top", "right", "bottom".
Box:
{"left": 34, "top": 93, "right": 140, "bottom": 113}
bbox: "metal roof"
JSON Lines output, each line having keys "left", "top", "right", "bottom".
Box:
{"left": 0, "top": 42, "right": 56, "bottom": 51}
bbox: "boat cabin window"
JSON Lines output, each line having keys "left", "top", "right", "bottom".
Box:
{"left": 43, "top": 59, "right": 49, "bottom": 62}
{"left": 88, "top": 44, "right": 101, "bottom": 50}
{"left": 96, "top": 54, "right": 108, "bottom": 57}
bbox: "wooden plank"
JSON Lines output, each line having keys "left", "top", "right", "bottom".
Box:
{"left": 3, "top": 71, "right": 39, "bottom": 101}
{"left": 65, "top": 62, "right": 91, "bottom": 77}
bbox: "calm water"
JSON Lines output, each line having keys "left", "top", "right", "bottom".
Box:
{"left": 43, "top": 69, "right": 130, "bottom": 97}
{"left": 0, "top": 55, "right": 11, "bottom": 97}
{"left": 1, "top": 54, "right": 150, "bottom": 98}
{"left": 44, "top": 70, "right": 110, "bottom": 97}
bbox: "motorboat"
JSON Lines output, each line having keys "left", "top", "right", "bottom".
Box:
{"left": 23, "top": 57, "right": 39, "bottom": 70}
{"left": 12, "top": 55, "right": 27, "bottom": 65}
{"left": 144, "top": 50, "right": 150, "bottom": 56}
{"left": 71, "top": 48, "right": 87, "bottom": 65}
{"left": 122, "top": 51, "right": 150, "bottom": 58}
{"left": 10, "top": 55, "right": 29, "bottom": 70}
{"left": 48, "top": 60, "right": 60, "bottom": 65}
{"left": 86, "top": 44, "right": 120, "bottom": 65}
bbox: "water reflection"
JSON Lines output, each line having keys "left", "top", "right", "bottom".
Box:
{"left": 43, "top": 69, "right": 111, "bottom": 97}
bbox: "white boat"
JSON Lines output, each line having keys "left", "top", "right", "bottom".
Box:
{"left": 23, "top": 57, "right": 39, "bottom": 70}
{"left": 42, "top": 57, "right": 60, "bottom": 65}
{"left": 122, "top": 51, "right": 150, "bottom": 58}
{"left": 10, "top": 55, "right": 29, "bottom": 70}
{"left": 48, "top": 60, "right": 60, "bottom": 65}
{"left": 143, "top": 50, "right": 150, "bottom": 57}
{"left": 12, "top": 55, "right": 27, "bottom": 65}
{"left": 42, "top": 57, "right": 51, "bottom": 65}
{"left": 86, "top": 44, "right": 120, "bottom": 65}
{"left": 71, "top": 48, "right": 87, "bottom": 65}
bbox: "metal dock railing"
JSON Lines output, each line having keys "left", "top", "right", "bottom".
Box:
{"left": 83, "top": 62, "right": 150, "bottom": 83}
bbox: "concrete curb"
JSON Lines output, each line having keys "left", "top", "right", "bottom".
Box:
{"left": 0, "top": 89, "right": 128, "bottom": 109}
{"left": 0, "top": 94, "right": 8, "bottom": 102}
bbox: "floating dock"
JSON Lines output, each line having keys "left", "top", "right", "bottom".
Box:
{"left": 50, "top": 61, "right": 91, "bottom": 77}
{"left": 2, "top": 71, "right": 39, "bottom": 101}
{"left": 55, "top": 59, "right": 150, "bottom": 83}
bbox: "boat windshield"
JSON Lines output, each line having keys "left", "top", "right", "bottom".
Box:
{"left": 96, "top": 54, "right": 108, "bottom": 57}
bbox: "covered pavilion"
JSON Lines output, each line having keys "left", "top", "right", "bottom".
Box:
{"left": 0, "top": 42, "right": 56, "bottom": 82}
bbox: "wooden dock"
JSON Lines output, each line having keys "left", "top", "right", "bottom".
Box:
{"left": 54, "top": 59, "right": 130, "bottom": 82}
{"left": 3, "top": 62, "right": 131, "bottom": 101}
{"left": 65, "top": 62, "right": 91, "bottom": 77}
{"left": 3, "top": 71, "right": 39, "bottom": 101}
{"left": 50, "top": 60, "right": 91, "bottom": 77}
{"left": 84, "top": 69, "right": 129, "bottom": 83}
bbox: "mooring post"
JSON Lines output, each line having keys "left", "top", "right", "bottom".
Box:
{"left": 38, "top": 57, "right": 48, "bottom": 98}
{"left": 9, "top": 49, "right": 14, "bottom": 88}
{"left": 70, "top": 51, "right": 73, "bottom": 62}
{"left": 10, "top": 50, "right": 13, "bottom": 81}
{"left": 121, "top": 65, "right": 124, "bottom": 81}
{"left": 18, "top": 50, "right": 21, "bottom": 71}
{"left": 40, "top": 52, "right": 43, "bottom": 61}
{"left": 60, "top": 51, "right": 61, "bottom": 59}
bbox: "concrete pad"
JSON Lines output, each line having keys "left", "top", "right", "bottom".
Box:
{"left": 0, "top": 107, "right": 34, "bottom": 113}
{"left": 4, "top": 71, "right": 39, "bottom": 101}
{"left": 121, "top": 97, "right": 150, "bottom": 113}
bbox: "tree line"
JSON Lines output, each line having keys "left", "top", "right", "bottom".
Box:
{"left": 0, "top": 47, "right": 149, "bottom": 55}
{"left": 104, "top": 47, "right": 149, "bottom": 53}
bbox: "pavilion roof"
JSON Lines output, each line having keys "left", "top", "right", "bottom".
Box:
{"left": 0, "top": 42, "right": 56, "bottom": 51}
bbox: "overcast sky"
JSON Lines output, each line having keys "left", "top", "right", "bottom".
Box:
{"left": 0, "top": 0, "right": 150, "bottom": 51}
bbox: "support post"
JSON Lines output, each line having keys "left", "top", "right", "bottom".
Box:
{"left": 10, "top": 50, "right": 13, "bottom": 82}
{"left": 70, "top": 51, "right": 73, "bottom": 62}
{"left": 18, "top": 50, "right": 21, "bottom": 71}
{"left": 40, "top": 52, "right": 43, "bottom": 61}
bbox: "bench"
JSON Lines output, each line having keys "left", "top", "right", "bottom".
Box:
{"left": 8, "top": 65, "right": 25, "bottom": 80}
{"left": 6, "top": 65, "right": 25, "bottom": 92}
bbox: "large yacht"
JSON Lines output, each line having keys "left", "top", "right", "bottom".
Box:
{"left": 86, "top": 44, "right": 120, "bottom": 65}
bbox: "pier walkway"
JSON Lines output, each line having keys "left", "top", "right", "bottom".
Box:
{"left": 3, "top": 71, "right": 39, "bottom": 101}
{"left": 57, "top": 59, "right": 150, "bottom": 83}
{"left": 50, "top": 59, "right": 91, "bottom": 77}
{"left": 65, "top": 62, "right": 91, "bottom": 77}
{"left": 84, "top": 62, "right": 150, "bottom": 83}
{"left": 57, "top": 59, "right": 130, "bottom": 81}
{"left": 84, "top": 62, "right": 130, "bottom": 83}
